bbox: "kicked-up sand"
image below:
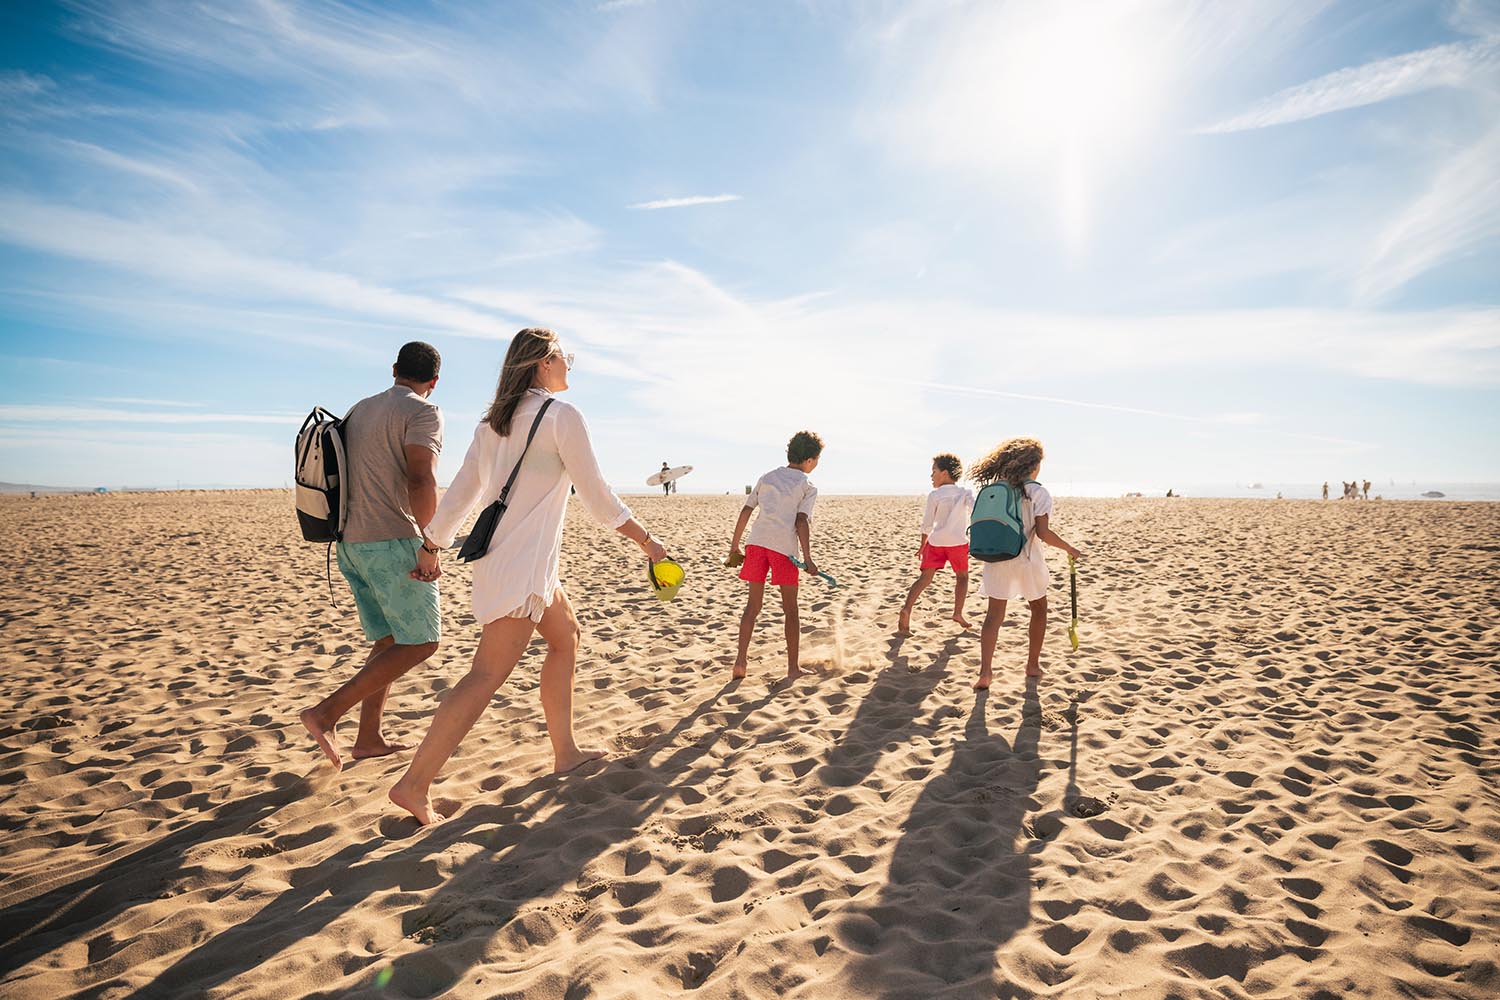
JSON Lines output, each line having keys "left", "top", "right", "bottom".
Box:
{"left": 1, "top": 491, "right": 1497, "bottom": 999}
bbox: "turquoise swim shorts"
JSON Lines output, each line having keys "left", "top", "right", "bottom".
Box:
{"left": 336, "top": 537, "right": 441, "bottom": 646}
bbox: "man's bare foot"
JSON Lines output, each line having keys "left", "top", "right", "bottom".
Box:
{"left": 1024, "top": 665, "right": 1044, "bottom": 678}
{"left": 973, "top": 672, "right": 992, "bottom": 691}
{"left": 786, "top": 665, "right": 804, "bottom": 681}
{"left": 388, "top": 780, "right": 441, "bottom": 826}
{"left": 554, "top": 746, "right": 608, "bottom": 774}
{"left": 897, "top": 609, "right": 913, "bottom": 634}
{"left": 952, "top": 612, "right": 972, "bottom": 630}
{"left": 732, "top": 662, "right": 747, "bottom": 679}
{"left": 300, "top": 708, "right": 341, "bottom": 771}
{"left": 351, "top": 740, "right": 410, "bottom": 760}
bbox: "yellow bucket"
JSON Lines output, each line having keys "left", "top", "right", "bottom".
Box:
{"left": 648, "top": 559, "right": 685, "bottom": 602}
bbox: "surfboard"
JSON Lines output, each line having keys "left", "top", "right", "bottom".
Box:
{"left": 647, "top": 465, "right": 693, "bottom": 487}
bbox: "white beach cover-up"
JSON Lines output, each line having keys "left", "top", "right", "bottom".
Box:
{"left": 424, "top": 389, "right": 631, "bottom": 624}
{"left": 978, "top": 482, "right": 1053, "bottom": 602}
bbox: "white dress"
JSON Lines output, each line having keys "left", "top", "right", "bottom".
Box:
{"left": 977, "top": 482, "right": 1053, "bottom": 603}
{"left": 424, "top": 388, "right": 631, "bottom": 624}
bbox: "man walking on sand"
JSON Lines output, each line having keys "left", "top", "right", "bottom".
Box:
{"left": 300, "top": 342, "right": 444, "bottom": 771}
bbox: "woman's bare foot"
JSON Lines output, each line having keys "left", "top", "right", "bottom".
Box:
{"left": 951, "top": 612, "right": 972, "bottom": 630}
{"left": 351, "top": 740, "right": 410, "bottom": 760}
{"left": 553, "top": 746, "right": 608, "bottom": 774}
{"left": 388, "top": 779, "right": 441, "bottom": 825}
{"left": 300, "top": 708, "right": 341, "bottom": 771}
{"left": 973, "top": 671, "right": 992, "bottom": 691}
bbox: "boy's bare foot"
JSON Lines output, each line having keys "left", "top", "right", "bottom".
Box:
{"left": 952, "top": 612, "right": 972, "bottom": 630}
{"left": 351, "top": 740, "right": 410, "bottom": 760}
{"left": 732, "top": 661, "right": 747, "bottom": 679}
{"left": 554, "top": 747, "right": 608, "bottom": 774}
{"left": 897, "top": 609, "right": 913, "bottom": 634}
{"left": 973, "top": 672, "right": 992, "bottom": 691}
{"left": 300, "top": 708, "right": 341, "bottom": 771}
{"left": 388, "top": 780, "right": 441, "bottom": 826}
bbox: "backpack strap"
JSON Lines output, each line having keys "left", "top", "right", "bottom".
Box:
{"left": 499, "top": 398, "right": 554, "bottom": 504}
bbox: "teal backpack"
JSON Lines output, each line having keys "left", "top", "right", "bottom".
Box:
{"left": 969, "top": 479, "right": 1038, "bottom": 562}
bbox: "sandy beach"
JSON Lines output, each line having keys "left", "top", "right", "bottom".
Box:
{"left": 1, "top": 491, "right": 1496, "bottom": 999}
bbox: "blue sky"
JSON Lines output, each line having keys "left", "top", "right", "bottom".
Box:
{"left": 1, "top": 0, "right": 1497, "bottom": 493}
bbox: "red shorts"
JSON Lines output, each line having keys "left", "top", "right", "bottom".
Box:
{"left": 920, "top": 542, "right": 969, "bottom": 573}
{"left": 739, "top": 544, "right": 799, "bottom": 586}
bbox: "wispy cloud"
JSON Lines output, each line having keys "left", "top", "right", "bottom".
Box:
{"left": 0, "top": 405, "right": 297, "bottom": 424}
{"left": 628, "top": 194, "right": 742, "bottom": 210}
{"left": 1356, "top": 126, "right": 1500, "bottom": 303}
{"left": 95, "top": 397, "right": 203, "bottom": 408}
{"left": 1200, "top": 36, "right": 1500, "bottom": 133}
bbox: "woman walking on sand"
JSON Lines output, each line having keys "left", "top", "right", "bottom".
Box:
{"left": 390, "top": 328, "right": 670, "bottom": 825}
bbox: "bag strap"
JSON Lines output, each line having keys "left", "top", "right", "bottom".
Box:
{"left": 498, "top": 398, "right": 554, "bottom": 504}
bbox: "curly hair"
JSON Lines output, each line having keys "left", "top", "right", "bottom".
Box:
{"left": 787, "top": 430, "right": 824, "bottom": 464}
{"left": 970, "top": 437, "right": 1044, "bottom": 486}
{"left": 932, "top": 452, "right": 962, "bottom": 481}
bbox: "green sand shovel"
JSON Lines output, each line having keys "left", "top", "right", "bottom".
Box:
{"left": 1067, "top": 554, "right": 1080, "bottom": 651}
{"left": 790, "top": 556, "right": 839, "bottom": 588}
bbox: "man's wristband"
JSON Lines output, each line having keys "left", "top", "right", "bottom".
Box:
{"left": 421, "top": 542, "right": 441, "bottom": 555}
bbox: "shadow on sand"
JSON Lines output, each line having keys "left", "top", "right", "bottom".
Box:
{"left": 836, "top": 681, "right": 1049, "bottom": 998}
{"left": 106, "top": 678, "right": 783, "bottom": 998}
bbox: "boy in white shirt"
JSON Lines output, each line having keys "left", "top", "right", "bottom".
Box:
{"left": 727, "top": 430, "right": 823, "bottom": 680}
{"left": 898, "top": 452, "right": 975, "bottom": 634}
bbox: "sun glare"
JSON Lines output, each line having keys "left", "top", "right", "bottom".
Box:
{"left": 918, "top": 3, "right": 1168, "bottom": 251}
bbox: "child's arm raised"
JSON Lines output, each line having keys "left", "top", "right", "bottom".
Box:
{"left": 795, "top": 512, "right": 817, "bottom": 578}
{"left": 1032, "top": 514, "right": 1081, "bottom": 560}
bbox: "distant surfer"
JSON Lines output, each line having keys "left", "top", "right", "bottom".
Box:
{"left": 661, "top": 462, "right": 674, "bottom": 496}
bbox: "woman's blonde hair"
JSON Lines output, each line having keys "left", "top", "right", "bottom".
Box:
{"left": 484, "top": 327, "right": 558, "bottom": 436}
{"left": 970, "top": 437, "right": 1044, "bottom": 486}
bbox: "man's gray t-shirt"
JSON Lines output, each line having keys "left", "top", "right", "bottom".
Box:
{"left": 341, "top": 384, "right": 443, "bottom": 543}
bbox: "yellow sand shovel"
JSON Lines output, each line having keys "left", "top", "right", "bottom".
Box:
{"left": 1067, "top": 554, "right": 1079, "bottom": 651}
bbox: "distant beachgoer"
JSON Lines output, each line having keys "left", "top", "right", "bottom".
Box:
{"left": 1363, "top": 479, "right": 1371, "bottom": 500}
{"left": 389, "top": 328, "right": 670, "bottom": 826}
{"left": 969, "top": 437, "right": 1081, "bottom": 689}
{"left": 299, "top": 341, "right": 444, "bottom": 771}
{"left": 1322, "top": 482, "right": 1329, "bottom": 501}
{"left": 1165, "top": 488, "right": 1174, "bottom": 497}
{"left": 727, "top": 431, "right": 823, "bottom": 680}
{"left": 899, "top": 452, "right": 974, "bottom": 634}
{"left": 660, "top": 462, "right": 673, "bottom": 496}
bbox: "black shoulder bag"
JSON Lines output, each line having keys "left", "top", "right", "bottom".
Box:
{"left": 457, "top": 398, "right": 554, "bottom": 563}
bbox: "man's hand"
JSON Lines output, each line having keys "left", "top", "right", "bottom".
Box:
{"left": 412, "top": 546, "right": 442, "bottom": 582}
{"left": 725, "top": 545, "right": 745, "bottom": 568}
{"left": 803, "top": 558, "right": 819, "bottom": 578}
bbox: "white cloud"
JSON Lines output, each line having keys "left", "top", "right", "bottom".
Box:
{"left": 1200, "top": 36, "right": 1500, "bottom": 133}
{"left": 628, "top": 194, "right": 743, "bottom": 210}
{"left": 0, "top": 405, "right": 297, "bottom": 424}
{"left": 0, "top": 198, "right": 512, "bottom": 339}
{"left": 1356, "top": 126, "right": 1500, "bottom": 303}
{"left": 95, "top": 397, "right": 203, "bottom": 407}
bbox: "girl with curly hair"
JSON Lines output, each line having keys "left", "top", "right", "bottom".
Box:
{"left": 969, "top": 437, "right": 1081, "bottom": 688}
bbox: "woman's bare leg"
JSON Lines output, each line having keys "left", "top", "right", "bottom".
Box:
{"left": 1025, "top": 596, "right": 1048, "bottom": 677}
{"left": 976, "top": 598, "right": 1007, "bottom": 690}
{"left": 535, "top": 588, "right": 608, "bottom": 773}
{"left": 389, "top": 614, "right": 535, "bottom": 824}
